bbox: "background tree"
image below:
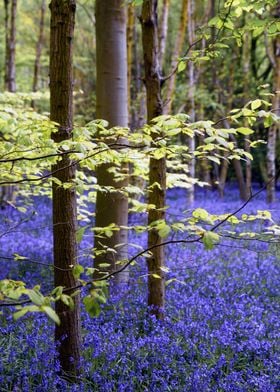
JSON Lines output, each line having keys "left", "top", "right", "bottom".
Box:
{"left": 186, "top": 0, "right": 195, "bottom": 203}
{"left": 94, "top": 0, "right": 129, "bottom": 283}
{"left": 267, "top": 1, "right": 280, "bottom": 202}
{"left": 4, "top": 0, "right": 16, "bottom": 92}
{"left": 31, "top": 0, "right": 46, "bottom": 107}
{"left": 1, "top": 0, "right": 17, "bottom": 205}
{"left": 164, "top": 0, "right": 187, "bottom": 114}
{"left": 158, "top": 0, "right": 170, "bottom": 69}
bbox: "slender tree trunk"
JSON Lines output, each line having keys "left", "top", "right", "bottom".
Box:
{"left": 267, "top": 3, "right": 280, "bottom": 202}
{"left": 1, "top": 0, "right": 17, "bottom": 206}
{"left": 131, "top": 21, "right": 146, "bottom": 130}
{"left": 32, "top": 0, "right": 46, "bottom": 107}
{"left": 141, "top": 0, "right": 165, "bottom": 319}
{"left": 186, "top": 0, "right": 195, "bottom": 204}
{"left": 232, "top": 151, "right": 247, "bottom": 201}
{"left": 195, "top": 3, "right": 212, "bottom": 189}
{"left": 94, "top": 0, "right": 129, "bottom": 284}
{"left": 217, "top": 51, "right": 236, "bottom": 197}
{"left": 164, "top": 0, "right": 188, "bottom": 114}
{"left": 218, "top": 158, "right": 229, "bottom": 198}
{"left": 49, "top": 0, "right": 80, "bottom": 378}
{"left": 4, "top": 0, "right": 16, "bottom": 92}
{"left": 242, "top": 24, "right": 252, "bottom": 198}
{"left": 127, "top": 2, "right": 135, "bottom": 121}
{"left": 158, "top": 0, "right": 170, "bottom": 70}
{"left": 4, "top": 0, "right": 10, "bottom": 90}
{"left": 210, "top": 0, "right": 216, "bottom": 90}
{"left": 223, "top": 119, "right": 248, "bottom": 201}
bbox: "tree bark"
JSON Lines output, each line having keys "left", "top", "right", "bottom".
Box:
{"left": 141, "top": 0, "right": 165, "bottom": 319}
{"left": 242, "top": 23, "right": 252, "bottom": 199}
{"left": 217, "top": 49, "right": 236, "bottom": 196}
{"left": 94, "top": 0, "right": 129, "bottom": 284}
{"left": 1, "top": 0, "right": 17, "bottom": 206}
{"left": 158, "top": 0, "right": 170, "bottom": 70}
{"left": 4, "top": 0, "right": 16, "bottom": 92}
{"left": 267, "top": 2, "right": 280, "bottom": 203}
{"left": 164, "top": 0, "right": 188, "bottom": 114}
{"left": 49, "top": 0, "right": 80, "bottom": 378}
{"left": 127, "top": 3, "right": 134, "bottom": 117}
{"left": 32, "top": 0, "right": 46, "bottom": 102}
{"left": 186, "top": 0, "right": 195, "bottom": 204}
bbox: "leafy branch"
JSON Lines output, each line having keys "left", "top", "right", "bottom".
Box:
{"left": 0, "top": 173, "right": 277, "bottom": 313}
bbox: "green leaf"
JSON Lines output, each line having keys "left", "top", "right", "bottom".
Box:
{"left": 98, "top": 263, "right": 111, "bottom": 268}
{"left": 165, "top": 279, "right": 176, "bottom": 286}
{"left": 202, "top": 231, "right": 220, "bottom": 250}
{"left": 243, "top": 151, "right": 253, "bottom": 160}
{"left": 158, "top": 224, "right": 171, "bottom": 238}
{"left": 60, "top": 294, "right": 74, "bottom": 310}
{"left": 27, "top": 289, "right": 44, "bottom": 306}
{"left": 13, "top": 253, "right": 28, "bottom": 261}
{"left": 178, "top": 60, "right": 187, "bottom": 73}
{"left": 208, "top": 16, "right": 223, "bottom": 29}
{"left": 264, "top": 115, "right": 273, "bottom": 128}
{"left": 13, "top": 305, "right": 39, "bottom": 320}
{"left": 13, "top": 308, "right": 29, "bottom": 321}
{"left": 104, "top": 230, "right": 113, "bottom": 238}
{"left": 251, "top": 99, "right": 262, "bottom": 110}
{"left": 192, "top": 208, "right": 208, "bottom": 220}
{"left": 76, "top": 225, "right": 88, "bottom": 244}
{"left": 72, "top": 264, "right": 84, "bottom": 279}
{"left": 83, "top": 295, "right": 100, "bottom": 317}
{"left": 42, "top": 306, "right": 60, "bottom": 325}
{"left": 207, "top": 156, "right": 220, "bottom": 164}
{"left": 192, "top": 208, "right": 214, "bottom": 224}
{"left": 236, "top": 127, "right": 254, "bottom": 135}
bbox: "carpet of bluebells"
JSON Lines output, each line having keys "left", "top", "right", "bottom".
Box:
{"left": 1, "top": 187, "right": 280, "bottom": 391}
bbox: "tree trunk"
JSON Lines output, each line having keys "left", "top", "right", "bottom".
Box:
{"left": 158, "top": 0, "right": 170, "bottom": 70}
{"left": 164, "top": 0, "right": 188, "bottom": 114}
{"left": 223, "top": 120, "right": 248, "bottom": 201}
{"left": 186, "top": 0, "right": 195, "bottom": 204}
{"left": 141, "top": 0, "right": 165, "bottom": 319}
{"left": 218, "top": 158, "right": 229, "bottom": 198}
{"left": 210, "top": 0, "right": 216, "bottom": 90}
{"left": 1, "top": 0, "right": 17, "bottom": 206}
{"left": 94, "top": 0, "right": 129, "bottom": 284}
{"left": 131, "top": 18, "right": 146, "bottom": 130}
{"left": 32, "top": 0, "right": 46, "bottom": 107}
{"left": 267, "top": 3, "right": 280, "bottom": 203}
{"left": 4, "top": 0, "right": 16, "bottom": 92}
{"left": 49, "top": 0, "right": 81, "bottom": 378}
{"left": 232, "top": 152, "right": 247, "bottom": 201}
{"left": 242, "top": 23, "right": 252, "bottom": 199}
{"left": 216, "top": 47, "right": 237, "bottom": 197}
{"left": 127, "top": 2, "right": 135, "bottom": 121}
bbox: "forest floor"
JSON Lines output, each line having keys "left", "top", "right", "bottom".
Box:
{"left": 0, "top": 185, "right": 280, "bottom": 391}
